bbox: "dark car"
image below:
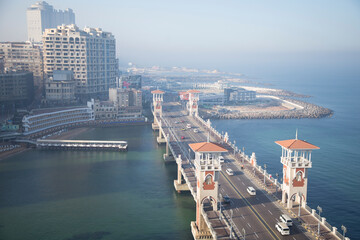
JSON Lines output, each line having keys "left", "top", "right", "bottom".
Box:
{"left": 223, "top": 195, "right": 230, "bottom": 204}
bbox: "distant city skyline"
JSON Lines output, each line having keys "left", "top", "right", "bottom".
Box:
{"left": 0, "top": 0, "right": 359, "bottom": 71}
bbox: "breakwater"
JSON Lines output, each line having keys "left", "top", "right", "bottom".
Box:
{"left": 201, "top": 98, "right": 333, "bottom": 120}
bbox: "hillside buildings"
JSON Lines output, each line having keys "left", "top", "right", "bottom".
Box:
{"left": 27, "top": 1, "right": 75, "bottom": 42}
{"left": 43, "top": 24, "right": 117, "bottom": 101}
{"left": 0, "top": 42, "right": 44, "bottom": 87}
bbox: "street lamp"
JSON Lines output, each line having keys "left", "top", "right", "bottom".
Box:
{"left": 317, "top": 206, "right": 322, "bottom": 236}
{"left": 298, "top": 192, "right": 302, "bottom": 217}
{"left": 233, "top": 140, "right": 236, "bottom": 155}
{"left": 263, "top": 164, "right": 267, "bottom": 184}
{"left": 219, "top": 193, "right": 222, "bottom": 221}
{"left": 275, "top": 173, "right": 279, "bottom": 193}
{"left": 341, "top": 225, "right": 347, "bottom": 240}
{"left": 230, "top": 209, "right": 233, "bottom": 238}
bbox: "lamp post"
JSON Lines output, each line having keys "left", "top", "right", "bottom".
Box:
{"left": 233, "top": 140, "right": 236, "bottom": 155}
{"left": 341, "top": 225, "right": 347, "bottom": 240}
{"left": 317, "top": 206, "right": 322, "bottom": 236}
{"left": 275, "top": 173, "right": 279, "bottom": 193}
{"left": 263, "top": 164, "right": 267, "bottom": 184}
{"left": 242, "top": 228, "right": 246, "bottom": 240}
{"left": 230, "top": 209, "right": 233, "bottom": 238}
{"left": 253, "top": 167, "right": 255, "bottom": 177}
{"left": 219, "top": 195, "right": 222, "bottom": 221}
{"left": 298, "top": 192, "right": 302, "bottom": 217}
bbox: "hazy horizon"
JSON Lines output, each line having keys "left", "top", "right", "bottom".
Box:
{"left": 0, "top": 0, "right": 359, "bottom": 72}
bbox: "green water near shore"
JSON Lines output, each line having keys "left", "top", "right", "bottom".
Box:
{"left": 0, "top": 126, "right": 194, "bottom": 240}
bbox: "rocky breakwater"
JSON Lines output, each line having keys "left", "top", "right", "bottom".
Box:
{"left": 200, "top": 98, "right": 333, "bottom": 120}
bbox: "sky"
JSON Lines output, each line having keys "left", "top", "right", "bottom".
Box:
{"left": 0, "top": 0, "right": 359, "bottom": 72}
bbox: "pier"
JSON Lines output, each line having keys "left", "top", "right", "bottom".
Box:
{"left": 36, "top": 139, "right": 128, "bottom": 151}
{"left": 151, "top": 89, "right": 349, "bottom": 240}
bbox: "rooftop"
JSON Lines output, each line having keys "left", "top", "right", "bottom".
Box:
{"left": 275, "top": 139, "right": 320, "bottom": 150}
{"left": 189, "top": 142, "right": 228, "bottom": 153}
{"left": 151, "top": 90, "right": 164, "bottom": 94}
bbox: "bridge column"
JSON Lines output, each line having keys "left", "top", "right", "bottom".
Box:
{"left": 174, "top": 155, "right": 190, "bottom": 192}
{"left": 163, "top": 134, "right": 174, "bottom": 161}
{"left": 151, "top": 90, "right": 164, "bottom": 130}
{"left": 156, "top": 121, "right": 166, "bottom": 144}
{"left": 189, "top": 141, "right": 228, "bottom": 239}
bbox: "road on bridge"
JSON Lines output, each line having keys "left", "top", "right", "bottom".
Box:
{"left": 161, "top": 102, "right": 311, "bottom": 240}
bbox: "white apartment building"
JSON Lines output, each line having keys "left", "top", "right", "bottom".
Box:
{"left": 43, "top": 25, "right": 117, "bottom": 100}
{"left": 0, "top": 42, "right": 44, "bottom": 87}
{"left": 27, "top": 1, "right": 75, "bottom": 42}
{"left": 45, "top": 70, "right": 75, "bottom": 102}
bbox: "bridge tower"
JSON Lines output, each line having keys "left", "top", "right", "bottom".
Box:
{"left": 151, "top": 90, "right": 164, "bottom": 130}
{"left": 187, "top": 89, "right": 200, "bottom": 116}
{"left": 189, "top": 141, "right": 228, "bottom": 239}
{"left": 275, "top": 135, "right": 319, "bottom": 209}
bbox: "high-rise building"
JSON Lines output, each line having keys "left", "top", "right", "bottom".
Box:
{"left": 43, "top": 25, "right": 117, "bottom": 100}
{"left": 27, "top": 1, "right": 75, "bottom": 42}
{"left": 0, "top": 42, "right": 44, "bottom": 87}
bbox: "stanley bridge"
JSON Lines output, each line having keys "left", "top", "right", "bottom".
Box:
{"left": 150, "top": 90, "right": 349, "bottom": 240}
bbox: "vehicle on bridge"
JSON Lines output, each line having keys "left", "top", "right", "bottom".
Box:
{"left": 193, "top": 129, "right": 199, "bottom": 133}
{"left": 222, "top": 195, "right": 230, "bottom": 204}
{"left": 186, "top": 124, "right": 191, "bottom": 129}
{"left": 247, "top": 186, "right": 256, "bottom": 196}
{"left": 226, "top": 168, "right": 234, "bottom": 175}
{"left": 181, "top": 136, "right": 185, "bottom": 139}
{"left": 280, "top": 214, "right": 293, "bottom": 226}
{"left": 219, "top": 156, "right": 225, "bottom": 163}
{"left": 181, "top": 128, "right": 186, "bottom": 131}
{"left": 275, "top": 222, "right": 290, "bottom": 236}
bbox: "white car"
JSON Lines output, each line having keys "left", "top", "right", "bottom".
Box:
{"left": 247, "top": 186, "right": 256, "bottom": 196}
{"left": 219, "top": 156, "right": 225, "bottom": 163}
{"left": 193, "top": 129, "right": 199, "bottom": 133}
{"left": 275, "top": 222, "right": 290, "bottom": 235}
{"left": 226, "top": 168, "right": 234, "bottom": 175}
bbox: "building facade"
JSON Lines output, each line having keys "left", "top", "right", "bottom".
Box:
{"left": 22, "top": 107, "right": 94, "bottom": 135}
{"left": 45, "top": 70, "right": 75, "bottom": 102}
{"left": 224, "top": 87, "right": 256, "bottom": 104}
{"left": 0, "top": 42, "right": 44, "bottom": 87}
{"left": 119, "top": 75, "right": 142, "bottom": 89}
{"left": 27, "top": 1, "right": 75, "bottom": 42}
{"left": 43, "top": 24, "right": 117, "bottom": 100}
{"left": 0, "top": 71, "right": 34, "bottom": 108}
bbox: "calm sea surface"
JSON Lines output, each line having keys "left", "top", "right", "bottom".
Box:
{"left": 0, "top": 126, "right": 195, "bottom": 240}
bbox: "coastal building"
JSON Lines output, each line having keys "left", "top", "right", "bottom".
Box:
{"left": 22, "top": 106, "right": 94, "bottom": 135}
{"left": 224, "top": 87, "right": 256, "bottom": 104}
{"left": 0, "top": 71, "right": 34, "bottom": 110}
{"left": 119, "top": 75, "right": 142, "bottom": 89}
{"left": 43, "top": 24, "right": 117, "bottom": 100}
{"left": 45, "top": 70, "right": 76, "bottom": 103}
{"left": 0, "top": 42, "right": 44, "bottom": 87}
{"left": 27, "top": 1, "right": 75, "bottom": 42}
{"left": 89, "top": 88, "right": 143, "bottom": 120}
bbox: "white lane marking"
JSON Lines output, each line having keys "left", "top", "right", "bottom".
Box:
{"left": 241, "top": 214, "right": 245, "bottom": 219}
{"left": 254, "top": 232, "right": 259, "bottom": 238}
{"left": 241, "top": 182, "right": 245, "bottom": 185}
{"left": 247, "top": 222, "right": 252, "bottom": 228}
{"left": 235, "top": 208, "right": 240, "bottom": 212}
{"left": 293, "top": 237, "right": 297, "bottom": 240}
{"left": 268, "top": 210, "right": 273, "bottom": 215}
{"left": 261, "top": 203, "right": 266, "bottom": 207}
{"left": 256, "top": 197, "right": 259, "bottom": 200}
{"left": 237, "top": 177, "right": 241, "bottom": 181}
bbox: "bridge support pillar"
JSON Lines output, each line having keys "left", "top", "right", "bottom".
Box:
{"left": 163, "top": 134, "right": 174, "bottom": 161}
{"left": 191, "top": 218, "right": 213, "bottom": 240}
{"left": 156, "top": 121, "right": 166, "bottom": 144}
{"left": 174, "top": 155, "right": 190, "bottom": 192}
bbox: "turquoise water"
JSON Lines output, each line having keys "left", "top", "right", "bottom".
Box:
{"left": 0, "top": 126, "right": 195, "bottom": 240}
{"left": 212, "top": 65, "right": 360, "bottom": 239}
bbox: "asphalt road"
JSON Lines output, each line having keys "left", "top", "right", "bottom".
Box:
{"left": 161, "top": 102, "right": 310, "bottom": 240}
